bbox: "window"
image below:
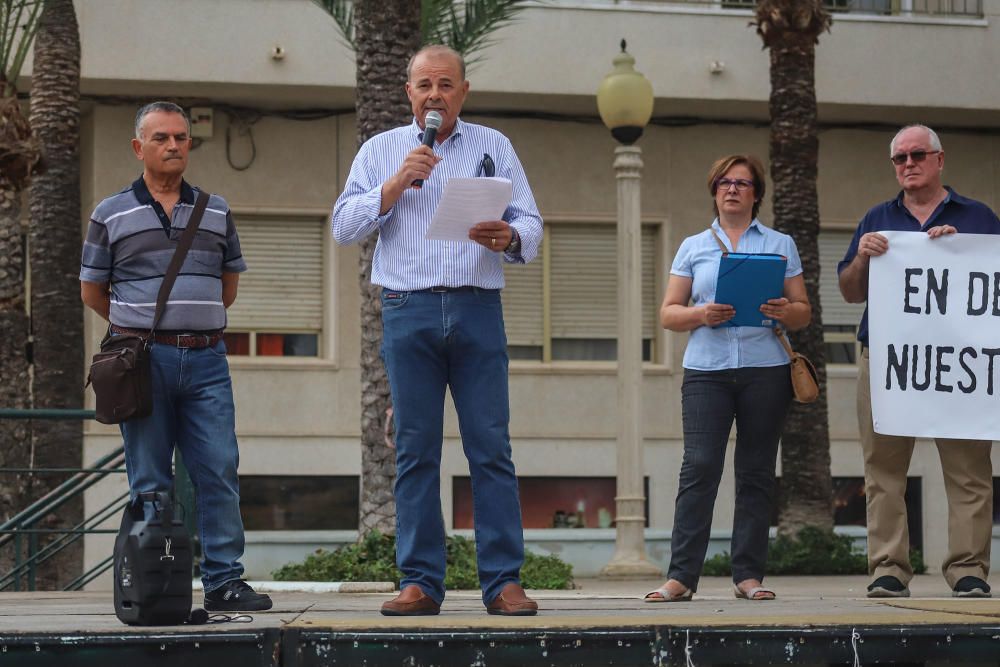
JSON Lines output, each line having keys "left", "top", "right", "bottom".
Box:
{"left": 224, "top": 216, "right": 326, "bottom": 357}
{"left": 502, "top": 221, "right": 661, "bottom": 362}
{"left": 453, "top": 476, "right": 648, "bottom": 529}
{"left": 824, "top": 0, "right": 888, "bottom": 12}
{"left": 239, "top": 475, "right": 358, "bottom": 530}
{"left": 825, "top": 0, "right": 983, "bottom": 15}
{"left": 819, "top": 230, "right": 865, "bottom": 364}
{"left": 651, "top": 0, "right": 980, "bottom": 17}
{"left": 712, "top": 0, "right": 877, "bottom": 10}
{"left": 914, "top": 0, "right": 983, "bottom": 16}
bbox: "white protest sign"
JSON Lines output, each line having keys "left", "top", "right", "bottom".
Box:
{"left": 869, "top": 231, "right": 1000, "bottom": 440}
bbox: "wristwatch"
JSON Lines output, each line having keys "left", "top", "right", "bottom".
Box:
{"left": 504, "top": 228, "right": 521, "bottom": 254}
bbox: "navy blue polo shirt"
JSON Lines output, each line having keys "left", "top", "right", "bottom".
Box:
{"left": 838, "top": 187, "right": 1000, "bottom": 347}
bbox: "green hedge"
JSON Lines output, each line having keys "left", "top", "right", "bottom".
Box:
{"left": 701, "top": 526, "right": 928, "bottom": 576}
{"left": 272, "top": 531, "right": 575, "bottom": 590}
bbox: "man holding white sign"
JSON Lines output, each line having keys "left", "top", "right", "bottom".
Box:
{"left": 839, "top": 124, "right": 1000, "bottom": 599}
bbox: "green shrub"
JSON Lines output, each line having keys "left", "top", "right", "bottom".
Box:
{"left": 521, "top": 551, "right": 575, "bottom": 590}
{"left": 271, "top": 531, "right": 401, "bottom": 584}
{"left": 443, "top": 534, "right": 479, "bottom": 589}
{"left": 272, "top": 531, "right": 574, "bottom": 590}
{"left": 909, "top": 548, "right": 927, "bottom": 575}
{"left": 701, "top": 527, "right": 926, "bottom": 576}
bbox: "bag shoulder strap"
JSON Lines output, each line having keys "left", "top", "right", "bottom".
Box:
{"left": 710, "top": 228, "right": 732, "bottom": 255}
{"left": 149, "top": 190, "right": 211, "bottom": 335}
{"left": 773, "top": 326, "right": 795, "bottom": 356}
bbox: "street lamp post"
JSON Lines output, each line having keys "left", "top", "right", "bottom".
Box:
{"left": 596, "top": 40, "right": 661, "bottom": 578}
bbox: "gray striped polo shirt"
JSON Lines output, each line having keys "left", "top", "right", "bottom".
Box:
{"left": 80, "top": 176, "right": 247, "bottom": 332}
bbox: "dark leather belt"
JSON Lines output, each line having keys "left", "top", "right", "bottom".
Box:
{"left": 427, "top": 286, "right": 476, "bottom": 293}
{"left": 421, "top": 286, "right": 501, "bottom": 294}
{"left": 110, "top": 325, "right": 224, "bottom": 349}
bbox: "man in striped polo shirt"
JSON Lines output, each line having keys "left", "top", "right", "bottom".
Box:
{"left": 80, "top": 102, "right": 271, "bottom": 612}
{"left": 333, "top": 45, "right": 543, "bottom": 617}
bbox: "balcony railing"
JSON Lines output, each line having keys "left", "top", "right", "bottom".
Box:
{"left": 614, "top": 0, "right": 983, "bottom": 18}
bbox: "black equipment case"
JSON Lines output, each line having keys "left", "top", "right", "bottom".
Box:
{"left": 113, "top": 491, "right": 193, "bottom": 625}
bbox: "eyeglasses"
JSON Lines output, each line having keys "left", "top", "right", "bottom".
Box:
{"left": 715, "top": 178, "right": 754, "bottom": 192}
{"left": 890, "top": 150, "right": 940, "bottom": 166}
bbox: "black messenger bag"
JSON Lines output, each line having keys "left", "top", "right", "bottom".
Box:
{"left": 113, "top": 491, "right": 193, "bottom": 626}
{"left": 86, "top": 191, "right": 210, "bottom": 424}
{"left": 87, "top": 333, "right": 152, "bottom": 424}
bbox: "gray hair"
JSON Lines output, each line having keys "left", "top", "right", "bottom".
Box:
{"left": 407, "top": 45, "right": 466, "bottom": 82}
{"left": 890, "top": 124, "right": 943, "bottom": 156}
{"left": 135, "top": 101, "right": 190, "bottom": 140}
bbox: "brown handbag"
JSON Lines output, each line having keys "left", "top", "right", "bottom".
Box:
{"left": 86, "top": 191, "right": 210, "bottom": 424}
{"left": 773, "top": 327, "right": 819, "bottom": 404}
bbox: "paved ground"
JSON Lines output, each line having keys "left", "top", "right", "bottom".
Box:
{"left": 3, "top": 575, "right": 1000, "bottom": 634}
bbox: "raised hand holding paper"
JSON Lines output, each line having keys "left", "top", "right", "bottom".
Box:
{"left": 424, "top": 177, "right": 513, "bottom": 242}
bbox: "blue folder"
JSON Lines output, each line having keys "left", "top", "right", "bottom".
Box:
{"left": 713, "top": 253, "right": 787, "bottom": 328}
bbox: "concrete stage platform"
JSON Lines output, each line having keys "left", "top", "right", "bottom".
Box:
{"left": 2, "top": 576, "right": 1000, "bottom": 666}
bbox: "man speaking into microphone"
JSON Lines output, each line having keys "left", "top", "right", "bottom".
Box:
{"left": 411, "top": 109, "right": 441, "bottom": 188}
{"left": 332, "top": 45, "right": 543, "bottom": 616}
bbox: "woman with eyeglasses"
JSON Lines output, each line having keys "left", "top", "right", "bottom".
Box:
{"left": 644, "top": 154, "right": 811, "bottom": 603}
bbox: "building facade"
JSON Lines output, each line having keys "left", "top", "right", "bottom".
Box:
{"left": 30, "top": 0, "right": 999, "bottom": 583}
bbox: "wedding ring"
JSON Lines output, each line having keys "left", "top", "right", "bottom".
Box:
{"left": 491, "top": 237, "right": 496, "bottom": 248}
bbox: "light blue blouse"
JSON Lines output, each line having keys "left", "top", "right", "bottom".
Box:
{"left": 670, "top": 219, "right": 803, "bottom": 371}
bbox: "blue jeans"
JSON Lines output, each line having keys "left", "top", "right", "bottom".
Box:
{"left": 381, "top": 288, "right": 524, "bottom": 605}
{"left": 667, "top": 365, "right": 792, "bottom": 591}
{"left": 120, "top": 339, "right": 246, "bottom": 592}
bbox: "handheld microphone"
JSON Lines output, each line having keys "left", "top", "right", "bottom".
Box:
{"left": 412, "top": 110, "right": 443, "bottom": 188}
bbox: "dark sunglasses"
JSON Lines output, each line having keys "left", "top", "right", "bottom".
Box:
{"left": 476, "top": 153, "right": 495, "bottom": 177}
{"left": 890, "top": 150, "right": 940, "bottom": 166}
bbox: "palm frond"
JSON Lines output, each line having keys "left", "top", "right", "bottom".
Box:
{"left": 315, "top": 0, "right": 534, "bottom": 72}
{"left": 423, "top": 0, "right": 534, "bottom": 67}
{"left": 313, "top": 0, "right": 356, "bottom": 51}
{"left": 0, "top": 0, "right": 43, "bottom": 96}
{"left": 420, "top": 0, "right": 453, "bottom": 46}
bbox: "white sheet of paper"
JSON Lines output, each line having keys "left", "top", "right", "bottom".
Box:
{"left": 424, "top": 177, "right": 513, "bottom": 242}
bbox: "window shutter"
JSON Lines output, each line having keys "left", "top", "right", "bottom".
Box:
{"left": 819, "top": 230, "right": 865, "bottom": 327}
{"left": 226, "top": 217, "right": 324, "bottom": 332}
{"left": 641, "top": 225, "right": 657, "bottom": 339}
{"left": 550, "top": 223, "right": 657, "bottom": 340}
{"left": 502, "top": 258, "right": 544, "bottom": 346}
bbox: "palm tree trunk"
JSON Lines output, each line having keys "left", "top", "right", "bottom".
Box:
{"left": 0, "top": 174, "right": 30, "bottom": 475}
{"left": 353, "top": 0, "right": 421, "bottom": 538}
{"left": 27, "top": 0, "right": 82, "bottom": 589}
{"left": 0, "top": 96, "right": 33, "bottom": 582}
{"left": 764, "top": 14, "right": 834, "bottom": 534}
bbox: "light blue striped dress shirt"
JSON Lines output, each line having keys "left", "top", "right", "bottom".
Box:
{"left": 331, "top": 118, "right": 543, "bottom": 291}
{"left": 671, "top": 219, "right": 803, "bottom": 371}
